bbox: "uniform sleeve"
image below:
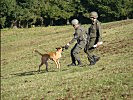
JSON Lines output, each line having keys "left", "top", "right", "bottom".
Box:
{"left": 69, "top": 29, "right": 81, "bottom": 44}
{"left": 96, "top": 22, "right": 102, "bottom": 42}
{"left": 69, "top": 33, "right": 78, "bottom": 44}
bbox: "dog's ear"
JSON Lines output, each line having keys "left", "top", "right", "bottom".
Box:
{"left": 56, "top": 47, "right": 63, "bottom": 51}
{"left": 62, "top": 46, "right": 65, "bottom": 49}
{"left": 56, "top": 47, "right": 60, "bottom": 51}
{"left": 56, "top": 47, "right": 59, "bottom": 50}
{"left": 61, "top": 46, "right": 65, "bottom": 51}
{"left": 56, "top": 47, "right": 62, "bottom": 49}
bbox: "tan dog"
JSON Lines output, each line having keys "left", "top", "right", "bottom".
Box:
{"left": 34, "top": 47, "right": 64, "bottom": 72}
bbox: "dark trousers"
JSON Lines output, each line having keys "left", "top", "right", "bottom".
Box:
{"left": 84, "top": 38, "right": 97, "bottom": 62}
{"left": 71, "top": 42, "right": 86, "bottom": 64}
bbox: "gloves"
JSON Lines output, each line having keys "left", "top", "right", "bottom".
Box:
{"left": 64, "top": 44, "right": 69, "bottom": 49}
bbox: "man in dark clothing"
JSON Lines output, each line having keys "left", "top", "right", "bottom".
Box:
{"left": 84, "top": 11, "right": 103, "bottom": 65}
{"left": 65, "top": 19, "right": 87, "bottom": 66}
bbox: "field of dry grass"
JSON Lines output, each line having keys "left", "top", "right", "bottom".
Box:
{"left": 1, "top": 19, "right": 133, "bottom": 100}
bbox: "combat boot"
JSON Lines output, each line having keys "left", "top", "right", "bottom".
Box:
{"left": 89, "top": 61, "right": 96, "bottom": 65}
{"left": 89, "top": 57, "right": 96, "bottom": 66}
{"left": 87, "top": 56, "right": 96, "bottom": 66}
{"left": 93, "top": 55, "right": 100, "bottom": 62}
{"left": 77, "top": 60, "right": 83, "bottom": 67}
{"left": 67, "top": 63, "right": 76, "bottom": 66}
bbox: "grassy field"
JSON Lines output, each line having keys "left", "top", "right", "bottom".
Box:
{"left": 1, "top": 19, "right": 133, "bottom": 100}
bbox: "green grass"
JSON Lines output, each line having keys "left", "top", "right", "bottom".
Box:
{"left": 1, "top": 19, "right": 133, "bottom": 100}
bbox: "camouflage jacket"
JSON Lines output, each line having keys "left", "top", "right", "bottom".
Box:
{"left": 69, "top": 26, "right": 87, "bottom": 44}
{"left": 88, "top": 20, "right": 102, "bottom": 43}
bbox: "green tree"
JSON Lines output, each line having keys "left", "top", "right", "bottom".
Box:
{"left": 81, "top": 0, "right": 133, "bottom": 22}
{"left": 0, "top": 0, "right": 16, "bottom": 28}
{"left": 120, "top": 0, "right": 133, "bottom": 19}
{"left": 54, "top": 0, "right": 75, "bottom": 24}
{"left": 16, "top": 0, "right": 41, "bottom": 28}
{"left": 0, "top": 0, "right": 133, "bottom": 28}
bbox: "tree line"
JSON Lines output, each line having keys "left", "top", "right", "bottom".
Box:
{"left": 0, "top": 0, "right": 133, "bottom": 28}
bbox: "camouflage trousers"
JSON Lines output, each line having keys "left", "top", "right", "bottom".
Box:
{"left": 84, "top": 38, "right": 97, "bottom": 62}
{"left": 71, "top": 41, "right": 86, "bottom": 64}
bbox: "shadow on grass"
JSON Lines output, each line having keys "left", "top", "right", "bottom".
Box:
{"left": 11, "top": 69, "right": 59, "bottom": 77}
{"left": 11, "top": 70, "right": 46, "bottom": 77}
{"left": 10, "top": 67, "right": 70, "bottom": 77}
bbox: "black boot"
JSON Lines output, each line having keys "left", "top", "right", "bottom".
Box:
{"left": 93, "top": 55, "right": 100, "bottom": 62}
{"left": 89, "top": 60, "right": 96, "bottom": 65}
{"left": 89, "top": 56, "right": 96, "bottom": 66}
{"left": 67, "top": 63, "right": 76, "bottom": 66}
{"left": 87, "top": 55, "right": 96, "bottom": 66}
{"left": 77, "top": 60, "right": 83, "bottom": 67}
{"left": 89, "top": 55, "right": 100, "bottom": 66}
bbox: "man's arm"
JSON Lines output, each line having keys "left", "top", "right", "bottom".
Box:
{"left": 96, "top": 22, "right": 102, "bottom": 42}
{"left": 94, "top": 22, "right": 103, "bottom": 47}
{"left": 68, "top": 32, "right": 79, "bottom": 44}
{"left": 65, "top": 30, "right": 80, "bottom": 49}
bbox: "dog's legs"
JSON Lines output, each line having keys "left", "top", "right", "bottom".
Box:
{"left": 38, "top": 62, "right": 43, "bottom": 72}
{"left": 53, "top": 59, "right": 58, "bottom": 69}
{"left": 44, "top": 61, "right": 48, "bottom": 72}
{"left": 57, "top": 59, "right": 60, "bottom": 69}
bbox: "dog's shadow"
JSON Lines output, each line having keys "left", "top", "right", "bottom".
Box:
{"left": 12, "top": 70, "right": 46, "bottom": 77}
{"left": 12, "top": 69, "right": 58, "bottom": 77}
{"left": 12, "top": 66, "right": 70, "bottom": 77}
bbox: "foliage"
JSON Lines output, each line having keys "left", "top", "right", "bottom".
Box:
{"left": 0, "top": 0, "right": 133, "bottom": 28}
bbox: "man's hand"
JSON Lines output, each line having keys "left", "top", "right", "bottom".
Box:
{"left": 64, "top": 43, "right": 70, "bottom": 49}
{"left": 93, "top": 42, "right": 103, "bottom": 48}
{"left": 64, "top": 45, "right": 69, "bottom": 49}
{"left": 97, "top": 41, "right": 103, "bottom": 46}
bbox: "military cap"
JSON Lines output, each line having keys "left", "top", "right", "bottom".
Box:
{"left": 90, "top": 11, "right": 98, "bottom": 18}
{"left": 71, "top": 19, "right": 79, "bottom": 25}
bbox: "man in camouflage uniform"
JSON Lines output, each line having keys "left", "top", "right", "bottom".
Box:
{"left": 65, "top": 19, "right": 87, "bottom": 66}
{"left": 84, "top": 11, "right": 103, "bottom": 65}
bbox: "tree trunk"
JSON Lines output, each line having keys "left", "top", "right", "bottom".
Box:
{"left": 50, "top": 19, "right": 53, "bottom": 26}
{"left": 18, "top": 20, "right": 21, "bottom": 28}
{"left": 67, "top": 19, "right": 70, "bottom": 25}
{"left": 40, "top": 17, "right": 44, "bottom": 26}
{"left": 11, "top": 20, "right": 18, "bottom": 29}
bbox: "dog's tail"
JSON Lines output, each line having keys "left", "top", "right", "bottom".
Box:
{"left": 33, "top": 49, "right": 43, "bottom": 56}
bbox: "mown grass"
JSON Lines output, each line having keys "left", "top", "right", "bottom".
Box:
{"left": 1, "top": 19, "right": 133, "bottom": 100}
